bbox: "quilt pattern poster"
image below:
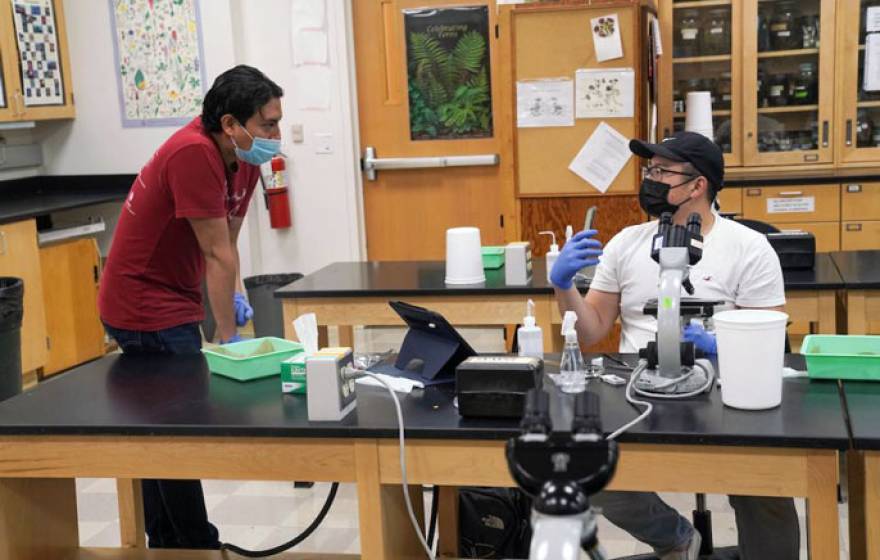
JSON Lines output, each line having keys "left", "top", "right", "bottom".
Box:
{"left": 12, "top": 0, "right": 64, "bottom": 106}
{"left": 110, "top": 0, "right": 207, "bottom": 127}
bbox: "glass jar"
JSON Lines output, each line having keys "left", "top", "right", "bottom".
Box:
{"left": 717, "top": 71, "right": 733, "bottom": 110}
{"left": 757, "top": 68, "right": 768, "bottom": 108}
{"left": 675, "top": 9, "right": 701, "bottom": 57}
{"left": 801, "top": 15, "right": 819, "bottom": 49}
{"left": 673, "top": 86, "right": 685, "bottom": 113}
{"left": 703, "top": 9, "right": 730, "bottom": 55}
{"left": 791, "top": 63, "right": 817, "bottom": 105}
{"left": 857, "top": 109, "right": 875, "bottom": 147}
{"left": 767, "top": 74, "right": 789, "bottom": 107}
{"left": 770, "top": 3, "right": 801, "bottom": 50}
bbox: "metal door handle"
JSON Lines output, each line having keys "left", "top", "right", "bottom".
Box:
{"left": 0, "top": 231, "right": 6, "bottom": 256}
{"left": 822, "top": 121, "right": 829, "bottom": 147}
{"left": 846, "top": 119, "right": 853, "bottom": 147}
{"left": 779, "top": 191, "right": 804, "bottom": 196}
{"left": 362, "top": 146, "right": 499, "bottom": 181}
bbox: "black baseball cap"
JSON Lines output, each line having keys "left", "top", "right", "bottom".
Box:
{"left": 629, "top": 131, "right": 724, "bottom": 195}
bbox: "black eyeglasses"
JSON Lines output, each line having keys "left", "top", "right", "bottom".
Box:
{"left": 641, "top": 165, "right": 699, "bottom": 181}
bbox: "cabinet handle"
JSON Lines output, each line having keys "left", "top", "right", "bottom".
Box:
{"left": 846, "top": 184, "right": 862, "bottom": 193}
{"left": 746, "top": 188, "right": 762, "bottom": 197}
{"left": 779, "top": 191, "right": 804, "bottom": 196}
{"left": 822, "top": 121, "right": 829, "bottom": 147}
{"left": 846, "top": 223, "right": 863, "bottom": 232}
{"left": 0, "top": 231, "right": 6, "bottom": 255}
{"left": 846, "top": 119, "right": 853, "bottom": 147}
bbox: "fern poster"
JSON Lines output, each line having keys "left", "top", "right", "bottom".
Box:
{"left": 404, "top": 7, "right": 493, "bottom": 140}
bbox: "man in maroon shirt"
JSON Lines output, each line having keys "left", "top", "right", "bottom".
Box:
{"left": 98, "top": 65, "right": 283, "bottom": 549}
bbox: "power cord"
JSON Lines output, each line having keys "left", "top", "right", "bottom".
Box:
{"left": 606, "top": 361, "right": 653, "bottom": 441}
{"left": 220, "top": 482, "right": 339, "bottom": 557}
{"left": 343, "top": 367, "right": 437, "bottom": 560}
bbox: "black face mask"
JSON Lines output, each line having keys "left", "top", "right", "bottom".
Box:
{"left": 639, "top": 177, "right": 694, "bottom": 217}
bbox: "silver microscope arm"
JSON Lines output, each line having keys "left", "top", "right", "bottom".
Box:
{"left": 530, "top": 511, "right": 607, "bottom": 560}
{"left": 657, "top": 246, "right": 690, "bottom": 378}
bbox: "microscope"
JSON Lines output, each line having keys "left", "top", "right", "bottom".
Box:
{"left": 633, "top": 211, "right": 717, "bottom": 397}
{"left": 506, "top": 389, "right": 618, "bottom": 560}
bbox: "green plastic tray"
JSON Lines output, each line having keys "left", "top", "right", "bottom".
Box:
{"left": 202, "top": 337, "right": 303, "bottom": 382}
{"left": 482, "top": 246, "right": 505, "bottom": 269}
{"left": 800, "top": 335, "right": 880, "bottom": 381}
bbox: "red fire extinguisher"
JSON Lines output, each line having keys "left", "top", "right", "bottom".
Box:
{"left": 262, "top": 155, "right": 292, "bottom": 229}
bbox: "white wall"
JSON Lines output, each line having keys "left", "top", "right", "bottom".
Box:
{"left": 31, "top": 0, "right": 364, "bottom": 279}
{"left": 231, "top": 0, "right": 364, "bottom": 277}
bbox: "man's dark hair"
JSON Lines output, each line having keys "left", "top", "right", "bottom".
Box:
{"left": 201, "top": 65, "right": 283, "bottom": 133}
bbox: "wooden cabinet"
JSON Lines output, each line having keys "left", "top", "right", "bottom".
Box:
{"left": 0, "top": 220, "right": 47, "bottom": 373}
{"left": 0, "top": 0, "right": 74, "bottom": 122}
{"left": 842, "top": 221, "right": 880, "bottom": 250}
{"left": 660, "top": 0, "right": 848, "bottom": 168}
{"left": 741, "top": 185, "right": 841, "bottom": 250}
{"left": 39, "top": 238, "right": 104, "bottom": 376}
{"left": 717, "top": 188, "right": 742, "bottom": 216}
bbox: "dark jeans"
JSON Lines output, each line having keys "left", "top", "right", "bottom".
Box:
{"left": 104, "top": 322, "right": 221, "bottom": 550}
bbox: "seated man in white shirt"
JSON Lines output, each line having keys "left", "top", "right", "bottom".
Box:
{"left": 549, "top": 131, "right": 798, "bottom": 560}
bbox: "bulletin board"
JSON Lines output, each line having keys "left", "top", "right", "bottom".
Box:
{"left": 512, "top": 4, "right": 645, "bottom": 196}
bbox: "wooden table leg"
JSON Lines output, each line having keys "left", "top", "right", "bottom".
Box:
{"left": 338, "top": 325, "right": 355, "bottom": 349}
{"left": 356, "top": 440, "right": 426, "bottom": 559}
{"left": 848, "top": 291, "right": 869, "bottom": 335}
{"left": 817, "top": 291, "right": 837, "bottom": 335}
{"left": 865, "top": 451, "right": 880, "bottom": 560}
{"left": 117, "top": 478, "right": 145, "bottom": 548}
{"left": 847, "top": 450, "right": 867, "bottom": 560}
{"left": 0, "top": 478, "right": 78, "bottom": 559}
{"left": 437, "top": 486, "right": 460, "bottom": 557}
{"left": 806, "top": 450, "right": 841, "bottom": 560}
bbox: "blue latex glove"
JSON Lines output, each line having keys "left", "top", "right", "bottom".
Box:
{"left": 233, "top": 292, "right": 253, "bottom": 327}
{"left": 682, "top": 323, "right": 717, "bottom": 355}
{"left": 221, "top": 333, "right": 244, "bottom": 344}
{"left": 549, "top": 229, "right": 603, "bottom": 289}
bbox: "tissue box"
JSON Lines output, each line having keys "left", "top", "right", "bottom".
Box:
{"left": 281, "top": 354, "right": 308, "bottom": 394}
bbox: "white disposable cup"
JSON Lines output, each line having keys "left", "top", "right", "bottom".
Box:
{"left": 685, "top": 91, "right": 714, "bottom": 139}
{"left": 714, "top": 309, "right": 789, "bottom": 410}
{"left": 445, "top": 227, "right": 485, "bottom": 285}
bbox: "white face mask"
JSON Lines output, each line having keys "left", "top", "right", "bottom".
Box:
{"left": 231, "top": 123, "right": 280, "bottom": 165}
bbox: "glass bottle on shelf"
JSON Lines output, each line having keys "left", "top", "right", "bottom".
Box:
{"left": 770, "top": 3, "right": 801, "bottom": 51}
{"left": 791, "top": 63, "right": 817, "bottom": 105}
{"left": 757, "top": 68, "right": 768, "bottom": 108}
{"left": 675, "top": 9, "right": 701, "bottom": 58}
{"left": 758, "top": 13, "right": 772, "bottom": 52}
{"left": 767, "top": 74, "right": 790, "bottom": 107}
{"left": 857, "top": 109, "right": 875, "bottom": 148}
{"left": 717, "top": 72, "right": 732, "bottom": 111}
{"left": 703, "top": 9, "right": 730, "bottom": 56}
{"left": 801, "top": 15, "right": 819, "bottom": 49}
{"left": 673, "top": 84, "right": 685, "bottom": 114}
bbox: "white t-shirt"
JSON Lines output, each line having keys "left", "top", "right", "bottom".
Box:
{"left": 589, "top": 215, "right": 786, "bottom": 353}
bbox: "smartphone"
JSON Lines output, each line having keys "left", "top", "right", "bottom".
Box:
{"left": 583, "top": 206, "right": 597, "bottom": 232}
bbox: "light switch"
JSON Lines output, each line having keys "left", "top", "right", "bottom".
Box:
{"left": 290, "top": 124, "right": 305, "bottom": 143}
{"left": 314, "top": 133, "right": 333, "bottom": 155}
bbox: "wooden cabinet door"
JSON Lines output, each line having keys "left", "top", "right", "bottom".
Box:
{"left": 741, "top": 185, "right": 840, "bottom": 224}
{"left": 841, "top": 221, "right": 880, "bottom": 250}
{"left": 39, "top": 238, "right": 104, "bottom": 375}
{"left": 0, "top": 220, "right": 47, "bottom": 372}
{"left": 742, "top": 0, "right": 837, "bottom": 166}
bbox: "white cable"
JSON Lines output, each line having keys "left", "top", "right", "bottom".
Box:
{"left": 353, "top": 369, "right": 436, "bottom": 560}
{"left": 606, "top": 361, "right": 654, "bottom": 441}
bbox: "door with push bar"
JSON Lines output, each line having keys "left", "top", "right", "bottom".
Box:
{"left": 353, "top": 0, "right": 513, "bottom": 260}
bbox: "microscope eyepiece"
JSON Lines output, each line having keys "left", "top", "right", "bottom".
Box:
{"left": 521, "top": 389, "right": 552, "bottom": 434}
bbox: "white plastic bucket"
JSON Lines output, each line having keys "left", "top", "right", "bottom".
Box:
{"left": 445, "top": 227, "right": 485, "bottom": 285}
{"left": 714, "top": 309, "right": 788, "bottom": 410}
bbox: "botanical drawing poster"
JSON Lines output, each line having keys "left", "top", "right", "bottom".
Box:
{"left": 110, "top": 0, "right": 206, "bottom": 127}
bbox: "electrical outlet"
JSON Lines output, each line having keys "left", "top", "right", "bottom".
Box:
{"left": 314, "top": 132, "right": 334, "bottom": 154}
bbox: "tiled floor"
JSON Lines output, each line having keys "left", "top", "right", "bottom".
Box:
{"left": 76, "top": 326, "right": 850, "bottom": 558}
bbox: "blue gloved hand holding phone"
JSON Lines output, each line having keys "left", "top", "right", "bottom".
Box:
{"left": 549, "top": 229, "right": 603, "bottom": 290}
{"left": 233, "top": 292, "right": 253, "bottom": 327}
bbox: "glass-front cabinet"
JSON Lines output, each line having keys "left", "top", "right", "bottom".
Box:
{"left": 839, "top": 0, "right": 880, "bottom": 163}
{"left": 743, "top": 0, "right": 836, "bottom": 166}
{"left": 663, "top": 0, "right": 741, "bottom": 165}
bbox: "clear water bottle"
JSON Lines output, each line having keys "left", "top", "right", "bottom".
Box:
{"left": 559, "top": 311, "right": 586, "bottom": 393}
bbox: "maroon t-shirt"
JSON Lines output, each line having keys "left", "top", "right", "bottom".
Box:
{"left": 99, "top": 117, "right": 259, "bottom": 331}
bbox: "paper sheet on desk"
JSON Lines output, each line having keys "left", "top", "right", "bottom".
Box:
{"left": 568, "top": 121, "right": 632, "bottom": 193}
{"left": 356, "top": 373, "right": 423, "bottom": 394}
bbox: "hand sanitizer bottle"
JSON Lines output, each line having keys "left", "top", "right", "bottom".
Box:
{"left": 559, "top": 311, "right": 585, "bottom": 393}
{"left": 539, "top": 231, "right": 559, "bottom": 284}
{"left": 517, "top": 299, "right": 544, "bottom": 359}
